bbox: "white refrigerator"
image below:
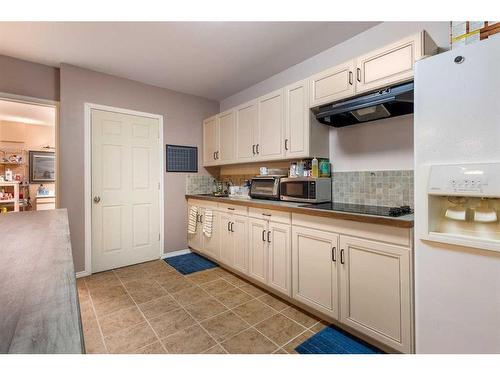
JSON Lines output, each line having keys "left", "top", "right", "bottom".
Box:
{"left": 414, "top": 37, "right": 500, "bottom": 353}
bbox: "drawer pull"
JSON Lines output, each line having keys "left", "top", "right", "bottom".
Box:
{"left": 227, "top": 207, "right": 235, "bottom": 211}
{"left": 262, "top": 213, "right": 271, "bottom": 217}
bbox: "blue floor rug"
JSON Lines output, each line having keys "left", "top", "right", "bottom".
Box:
{"left": 164, "top": 252, "right": 218, "bottom": 275}
{"left": 295, "top": 325, "right": 383, "bottom": 354}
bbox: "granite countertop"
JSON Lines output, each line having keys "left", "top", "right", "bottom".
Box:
{"left": 0, "top": 209, "right": 84, "bottom": 353}
{"left": 186, "top": 194, "right": 414, "bottom": 228}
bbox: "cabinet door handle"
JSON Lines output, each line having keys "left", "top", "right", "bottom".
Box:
{"left": 267, "top": 231, "right": 271, "bottom": 243}
{"left": 213, "top": 152, "right": 216, "bottom": 160}
{"left": 348, "top": 71, "right": 353, "bottom": 85}
{"left": 340, "top": 249, "right": 345, "bottom": 264}
{"left": 252, "top": 144, "right": 256, "bottom": 155}
{"left": 217, "top": 151, "right": 220, "bottom": 159}
{"left": 230, "top": 222, "right": 234, "bottom": 232}
{"left": 256, "top": 144, "right": 259, "bottom": 154}
{"left": 199, "top": 215, "right": 203, "bottom": 224}
{"left": 262, "top": 213, "right": 271, "bottom": 217}
{"left": 262, "top": 229, "right": 266, "bottom": 242}
{"left": 332, "top": 247, "right": 336, "bottom": 262}
{"left": 227, "top": 207, "right": 235, "bottom": 211}
{"left": 356, "top": 68, "right": 361, "bottom": 82}
{"left": 285, "top": 139, "right": 289, "bottom": 150}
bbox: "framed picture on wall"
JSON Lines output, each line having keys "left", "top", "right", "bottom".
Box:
{"left": 29, "top": 151, "right": 56, "bottom": 183}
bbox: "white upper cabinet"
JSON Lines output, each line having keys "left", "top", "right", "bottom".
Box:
{"left": 355, "top": 31, "right": 437, "bottom": 94}
{"left": 285, "top": 80, "right": 309, "bottom": 158}
{"left": 235, "top": 100, "right": 259, "bottom": 162}
{"left": 257, "top": 89, "right": 284, "bottom": 160}
{"left": 309, "top": 60, "right": 356, "bottom": 107}
{"left": 202, "top": 115, "right": 218, "bottom": 166}
{"left": 218, "top": 110, "right": 236, "bottom": 163}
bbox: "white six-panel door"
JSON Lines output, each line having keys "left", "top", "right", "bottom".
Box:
{"left": 91, "top": 109, "right": 161, "bottom": 273}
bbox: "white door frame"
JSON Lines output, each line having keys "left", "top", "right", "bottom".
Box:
{"left": 83, "top": 103, "right": 164, "bottom": 277}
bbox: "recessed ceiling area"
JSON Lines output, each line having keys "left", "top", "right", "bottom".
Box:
{"left": 0, "top": 22, "right": 379, "bottom": 100}
{"left": 0, "top": 99, "right": 56, "bottom": 126}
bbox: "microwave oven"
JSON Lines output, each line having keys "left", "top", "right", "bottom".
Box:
{"left": 280, "top": 177, "right": 332, "bottom": 203}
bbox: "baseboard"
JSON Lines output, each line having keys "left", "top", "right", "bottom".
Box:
{"left": 76, "top": 270, "right": 90, "bottom": 278}
{"left": 161, "top": 248, "right": 192, "bottom": 259}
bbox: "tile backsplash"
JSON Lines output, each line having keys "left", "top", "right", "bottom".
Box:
{"left": 332, "top": 170, "right": 414, "bottom": 207}
{"left": 185, "top": 174, "right": 216, "bottom": 195}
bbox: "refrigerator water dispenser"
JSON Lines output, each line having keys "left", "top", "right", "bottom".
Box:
{"left": 422, "top": 162, "right": 500, "bottom": 252}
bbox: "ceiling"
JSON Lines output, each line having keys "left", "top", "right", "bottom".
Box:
{"left": 0, "top": 22, "right": 379, "bottom": 100}
{"left": 0, "top": 99, "right": 56, "bottom": 126}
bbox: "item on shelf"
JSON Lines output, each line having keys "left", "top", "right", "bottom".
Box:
{"left": 297, "top": 161, "right": 305, "bottom": 177}
{"left": 5, "top": 169, "right": 13, "bottom": 182}
{"left": 311, "top": 157, "right": 319, "bottom": 178}
{"left": 319, "top": 159, "right": 331, "bottom": 177}
{"left": 289, "top": 162, "right": 297, "bottom": 177}
{"left": 1, "top": 207, "right": 7, "bottom": 214}
{"left": 37, "top": 184, "right": 50, "bottom": 196}
{"left": 259, "top": 166, "right": 269, "bottom": 175}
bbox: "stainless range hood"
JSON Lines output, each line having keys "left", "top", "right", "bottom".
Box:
{"left": 315, "top": 82, "right": 414, "bottom": 127}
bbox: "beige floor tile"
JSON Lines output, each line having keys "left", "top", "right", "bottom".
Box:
{"left": 201, "top": 311, "right": 249, "bottom": 343}
{"left": 136, "top": 341, "right": 166, "bottom": 354}
{"left": 255, "top": 314, "right": 306, "bottom": 346}
{"left": 83, "top": 330, "right": 107, "bottom": 354}
{"left": 281, "top": 306, "right": 320, "bottom": 328}
{"left": 239, "top": 283, "right": 267, "bottom": 298}
{"left": 157, "top": 275, "right": 194, "bottom": 293}
{"left": 186, "top": 269, "right": 221, "bottom": 285}
{"left": 218, "top": 272, "right": 248, "bottom": 287}
{"left": 161, "top": 324, "right": 216, "bottom": 354}
{"left": 114, "top": 265, "right": 150, "bottom": 283}
{"left": 98, "top": 306, "right": 145, "bottom": 337}
{"left": 85, "top": 271, "right": 122, "bottom": 290}
{"left": 123, "top": 279, "right": 167, "bottom": 304}
{"left": 138, "top": 295, "right": 180, "bottom": 319}
{"left": 184, "top": 297, "right": 228, "bottom": 321}
{"left": 81, "top": 315, "right": 100, "bottom": 338}
{"left": 212, "top": 267, "right": 232, "bottom": 277}
{"left": 215, "top": 288, "right": 253, "bottom": 309}
{"left": 171, "top": 286, "right": 211, "bottom": 306}
{"left": 221, "top": 328, "right": 278, "bottom": 354}
{"left": 203, "top": 344, "right": 227, "bottom": 354}
{"left": 273, "top": 348, "right": 288, "bottom": 354}
{"left": 310, "top": 320, "right": 329, "bottom": 333}
{"left": 79, "top": 299, "right": 96, "bottom": 323}
{"left": 232, "top": 299, "right": 276, "bottom": 325}
{"left": 148, "top": 308, "right": 196, "bottom": 338}
{"left": 201, "top": 278, "right": 235, "bottom": 295}
{"left": 93, "top": 294, "right": 135, "bottom": 318}
{"left": 89, "top": 285, "right": 128, "bottom": 305}
{"left": 104, "top": 322, "right": 157, "bottom": 354}
{"left": 282, "top": 331, "right": 315, "bottom": 354}
{"left": 258, "top": 293, "right": 290, "bottom": 311}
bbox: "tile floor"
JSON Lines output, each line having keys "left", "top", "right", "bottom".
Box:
{"left": 77, "top": 259, "right": 327, "bottom": 354}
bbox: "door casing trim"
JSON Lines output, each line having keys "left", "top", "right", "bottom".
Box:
{"left": 84, "top": 103, "right": 165, "bottom": 276}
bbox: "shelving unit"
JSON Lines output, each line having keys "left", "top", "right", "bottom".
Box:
{"left": 0, "top": 148, "right": 30, "bottom": 211}
{"left": 0, "top": 181, "right": 20, "bottom": 212}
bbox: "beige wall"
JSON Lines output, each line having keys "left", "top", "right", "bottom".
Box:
{"left": 0, "top": 54, "right": 60, "bottom": 101}
{"left": 59, "top": 64, "right": 219, "bottom": 272}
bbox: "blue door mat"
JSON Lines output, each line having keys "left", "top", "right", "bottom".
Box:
{"left": 164, "top": 252, "right": 219, "bottom": 275}
{"left": 295, "top": 325, "right": 384, "bottom": 354}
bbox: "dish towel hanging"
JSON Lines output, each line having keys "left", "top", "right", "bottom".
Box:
{"left": 203, "top": 209, "right": 213, "bottom": 238}
{"left": 188, "top": 206, "right": 198, "bottom": 234}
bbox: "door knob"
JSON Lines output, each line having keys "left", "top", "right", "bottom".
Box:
{"left": 93, "top": 196, "right": 101, "bottom": 204}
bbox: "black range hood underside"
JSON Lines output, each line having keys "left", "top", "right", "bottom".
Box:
{"left": 315, "top": 82, "right": 414, "bottom": 128}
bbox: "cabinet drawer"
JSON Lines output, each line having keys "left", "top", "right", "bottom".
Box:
{"left": 248, "top": 207, "right": 291, "bottom": 224}
{"left": 292, "top": 213, "right": 412, "bottom": 247}
{"left": 187, "top": 199, "right": 218, "bottom": 210}
{"left": 219, "top": 203, "right": 248, "bottom": 215}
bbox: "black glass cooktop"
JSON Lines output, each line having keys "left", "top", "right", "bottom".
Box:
{"left": 302, "top": 202, "right": 413, "bottom": 217}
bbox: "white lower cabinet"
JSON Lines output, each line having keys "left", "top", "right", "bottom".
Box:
{"left": 203, "top": 209, "right": 221, "bottom": 260}
{"left": 338, "top": 235, "right": 411, "bottom": 353}
{"left": 187, "top": 205, "right": 204, "bottom": 252}
{"left": 248, "top": 217, "right": 291, "bottom": 296}
{"left": 220, "top": 212, "right": 248, "bottom": 274}
{"left": 292, "top": 226, "right": 339, "bottom": 319}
